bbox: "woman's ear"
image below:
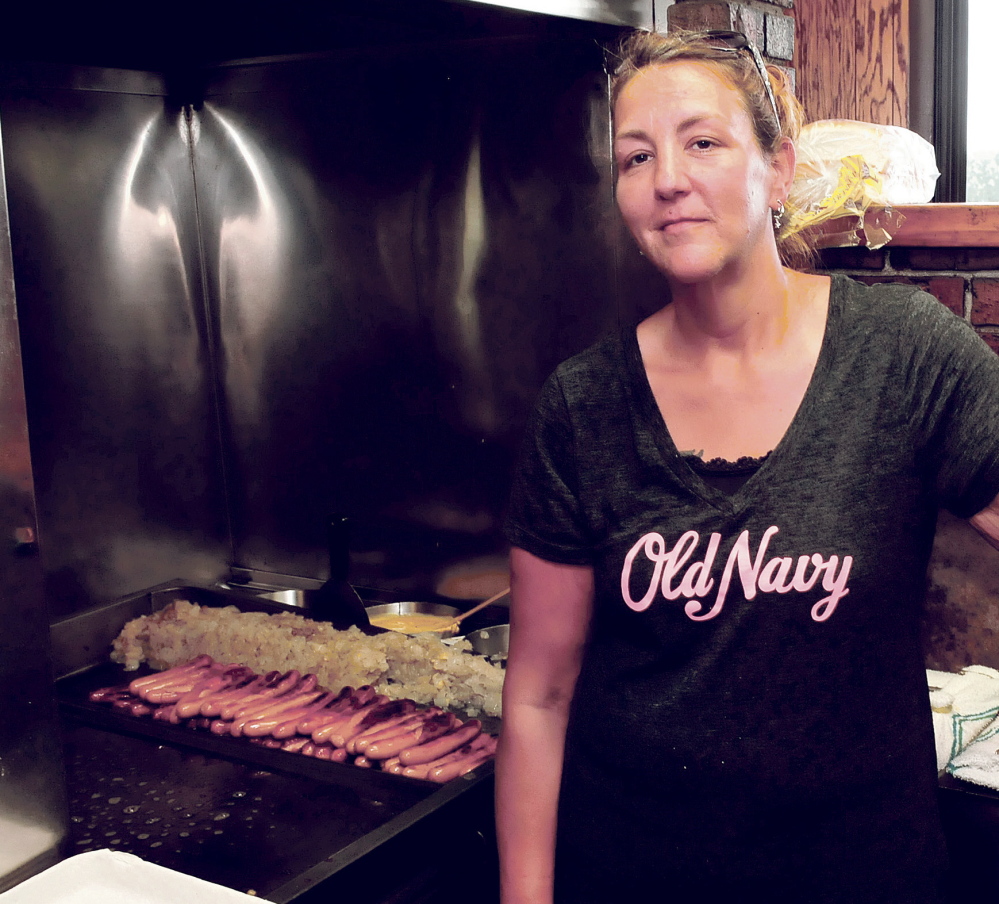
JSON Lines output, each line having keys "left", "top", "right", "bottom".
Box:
{"left": 771, "top": 135, "right": 796, "bottom": 202}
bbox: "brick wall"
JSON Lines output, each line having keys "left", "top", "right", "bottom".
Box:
{"left": 819, "top": 246, "right": 999, "bottom": 672}
{"left": 819, "top": 246, "right": 999, "bottom": 354}
{"left": 665, "top": 0, "right": 795, "bottom": 69}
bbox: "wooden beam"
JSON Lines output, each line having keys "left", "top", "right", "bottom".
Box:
{"left": 810, "top": 205, "right": 999, "bottom": 247}
{"left": 890, "top": 204, "right": 999, "bottom": 246}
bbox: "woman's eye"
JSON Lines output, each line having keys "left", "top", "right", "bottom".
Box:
{"left": 691, "top": 139, "right": 715, "bottom": 151}
{"left": 625, "top": 152, "right": 651, "bottom": 168}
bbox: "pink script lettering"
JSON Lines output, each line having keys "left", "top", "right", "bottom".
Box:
{"left": 620, "top": 526, "right": 852, "bottom": 622}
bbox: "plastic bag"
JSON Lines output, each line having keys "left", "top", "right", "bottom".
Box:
{"left": 784, "top": 120, "right": 940, "bottom": 249}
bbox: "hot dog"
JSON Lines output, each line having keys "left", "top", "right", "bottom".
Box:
{"left": 266, "top": 690, "right": 342, "bottom": 740}
{"left": 136, "top": 667, "right": 223, "bottom": 703}
{"left": 109, "top": 694, "right": 153, "bottom": 718}
{"left": 310, "top": 743, "right": 348, "bottom": 762}
{"left": 316, "top": 694, "right": 391, "bottom": 747}
{"left": 152, "top": 703, "right": 178, "bottom": 722}
{"left": 350, "top": 714, "right": 426, "bottom": 754}
{"left": 328, "top": 699, "right": 416, "bottom": 751}
{"left": 405, "top": 732, "right": 497, "bottom": 781}
{"left": 293, "top": 686, "right": 355, "bottom": 734}
{"left": 396, "top": 719, "right": 482, "bottom": 766}
{"left": 222, "top": 670, "right": 303, "bottom": 722}
{"left": 428, "top": 747, "right": 496, "bottom": 783}
{"left": 298, "top": 685, "right": 382, "bottom": 738}
{"left": 366, "top": 713, "right": 460, "bottom": 761}
{"left": 303, "top": 688, "right": 378, "bottom": 739}
{"left": 128, "top": 655, "right": 214, "bottom": 697}
{"left": 209, "top": 717, "right": 232, "bottom": 736}
{"left": 350, "top": 710, "right": 437, "bottom": 755}
{"left": 229, "top": 673, "right": 319, "bottom": 726}
{"left": 173, "top": 666, "right": 254, "bottom": 719}
{"left": 197, "top": 673, "right": 271, "bottom": 717}
{"left": 130, "top": 656, "right": 231, "bottom": 703}
{"left": 89, "top": 684, "right": 133, "bottom": 704}
{"left": 214, "top": 670, "right": 286, "bottom": 719}
{"left": 239, "top": 688, "right": 330, "bottom": 738}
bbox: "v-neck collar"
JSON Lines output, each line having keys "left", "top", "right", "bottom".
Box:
{"left": 622, "top": 275, "right": 842, "bottom": 513}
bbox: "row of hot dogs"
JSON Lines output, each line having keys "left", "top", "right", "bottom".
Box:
{"left": 90, "top": 654, "right": 497, "bottom": 783}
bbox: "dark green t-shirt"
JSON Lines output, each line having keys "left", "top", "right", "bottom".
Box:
{"left": 504, "top": 275, "right": 999, "bottom": 902}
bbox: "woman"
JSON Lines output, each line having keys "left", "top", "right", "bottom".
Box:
{"left": 497, "top": 28, "right": 999, "bottom": 904}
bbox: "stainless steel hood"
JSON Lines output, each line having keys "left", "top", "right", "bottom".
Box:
{"left": 458, "top": 0, "right": 654, "bottom": 27}
{"left": 0, "top": 121, "right": 67, "bottom": 890}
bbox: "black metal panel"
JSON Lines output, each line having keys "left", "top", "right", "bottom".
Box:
{"left": 0, "top": 70, "right": 231, "bottom": 618}
{"left": 195, "top": 38, "right": 622, "bottom": 593}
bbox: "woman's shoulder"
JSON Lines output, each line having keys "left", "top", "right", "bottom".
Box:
{"left": 551, "top": 330, "right": 632, "bottom": 385}
{"left": 831, "top": 273, "right": 967, "bottom": 335}
{"left": 830, "top": 274, "right": 996, "bottom": 373}
{"left": 531, "top": 330, "right": 637, "bottom": 422}
{"left": 832, "top": 273, "right": 950, "bottom": 316}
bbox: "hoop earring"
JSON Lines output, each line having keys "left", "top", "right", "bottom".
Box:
{"left": 772, "top": 200, "right": 785, "bottom": 232}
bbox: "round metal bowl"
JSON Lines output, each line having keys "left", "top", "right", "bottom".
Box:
{"left": 364, "top": 601, "right": 461, "bottom": 635}
{"left": 365, "top": 601, "right": 461, "bottom": 619}
{"left": 258, "top": 588, "right": 309, "bottom": 607}
{"left": 463, "top": 624, "right": 509, "bottom": 659}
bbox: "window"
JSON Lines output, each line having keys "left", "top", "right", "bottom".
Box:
{"left": 967, "top": 1, "right": 999, "bottom": 201}
{"left": 925, "top": 0, "right": 999, "bottom": 201}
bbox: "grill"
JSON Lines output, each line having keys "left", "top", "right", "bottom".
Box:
{"left": 52, "top": 583, "right": 501, "bottom": 903}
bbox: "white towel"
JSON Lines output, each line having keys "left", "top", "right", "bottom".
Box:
{"left": 947, "top": 717, "right": 999, "bottom": 791}
{"left": 927, "top": 665, "right": 999, "bottom": 772}
{"left": 0, "top": 849, "right": 261, "bottom": 903}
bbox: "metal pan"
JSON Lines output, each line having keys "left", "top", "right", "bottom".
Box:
{"left": 364, "top": 601, "right": 461, "bottom": 635}
{"left": 463, "top": 624, "right": 509, "bottom": 660}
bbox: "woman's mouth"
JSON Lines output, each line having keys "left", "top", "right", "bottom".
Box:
{"left": 659, "top": 218, "right": 705, "bottom": 233}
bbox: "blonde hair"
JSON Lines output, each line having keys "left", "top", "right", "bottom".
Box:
{"left": 608, "top": 29, "right": 815, "bottom": 270}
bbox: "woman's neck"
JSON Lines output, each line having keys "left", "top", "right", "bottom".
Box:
{"left": 637, "top": 268, "right": 832, "bottom": 461}
{"left": 665, "top": 258, "right": 794, "bottom": 354}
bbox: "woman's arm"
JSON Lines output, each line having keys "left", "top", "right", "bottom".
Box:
{"left": 970, "top": 491, "right": 999, "bottom": 551}
{"left": 495, "top": 547, "right": 594, "bottom": 904}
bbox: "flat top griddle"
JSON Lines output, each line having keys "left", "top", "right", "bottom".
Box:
{"left": 53, "top": 581, "right": 501, "bottom": 903}
{"left": 62, "top": 719, "right": 423, "bottom": 900}
{"left": 60, "top": 698, "right": 493, "bottom": 903}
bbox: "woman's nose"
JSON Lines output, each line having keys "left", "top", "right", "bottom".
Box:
{"left": 653, "top": 150, "right": 689, "bottom": 198}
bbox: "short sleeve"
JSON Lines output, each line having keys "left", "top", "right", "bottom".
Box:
{"left": 503, "top": 370, "right": 594, "bottom": 565}
{"left": 905, "top": 293, "right": 999, "bottom": 518}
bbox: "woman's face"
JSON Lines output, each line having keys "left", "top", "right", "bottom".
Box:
{"left": 613, "top": 60, "right": 791, "bottom": 286}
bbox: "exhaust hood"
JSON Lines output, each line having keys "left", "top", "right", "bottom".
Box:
{"left": 457, "top": 0, "right": 654, "bottom": 27}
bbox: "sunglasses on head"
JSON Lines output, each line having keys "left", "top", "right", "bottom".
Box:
{"left": 701, "top": 30, "right": 781, "bottom": 133}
